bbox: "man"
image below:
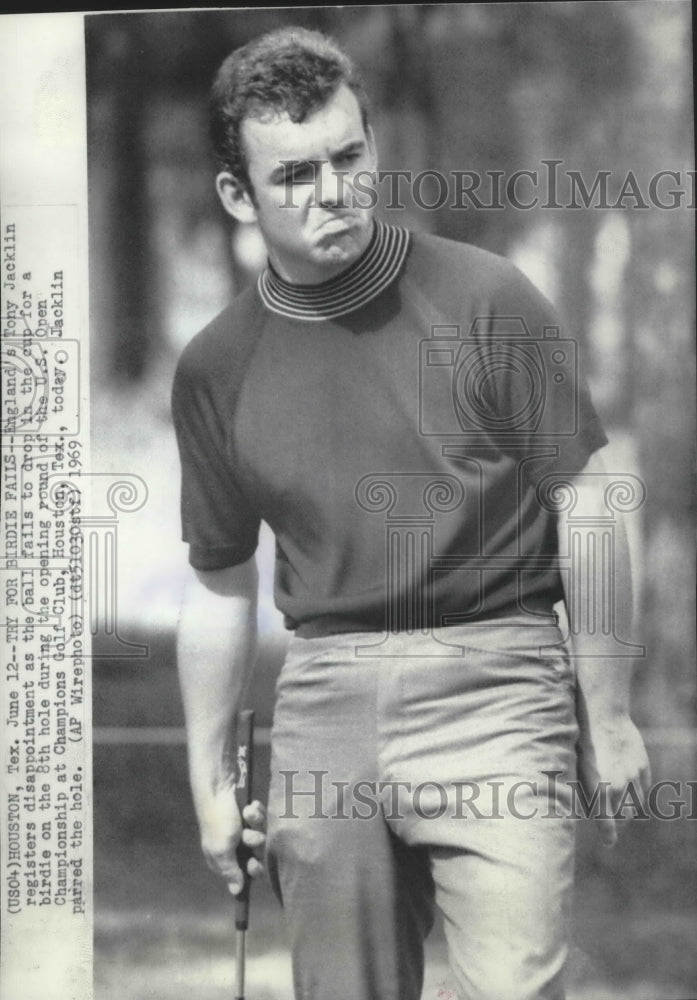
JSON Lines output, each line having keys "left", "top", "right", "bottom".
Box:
{"left": 172, "top": 27, "right": 650, "bottom": 1000}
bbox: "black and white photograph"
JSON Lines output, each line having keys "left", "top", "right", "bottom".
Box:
{"left": 1, "top": 5, "right": 695, "bottom": 1000}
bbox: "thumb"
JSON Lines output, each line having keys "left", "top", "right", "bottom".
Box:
{"left": 227, "top": 868, "right": 245, "bottom": 896}
{"left": 596, "top": 815, "right": 617, "bottom": 849}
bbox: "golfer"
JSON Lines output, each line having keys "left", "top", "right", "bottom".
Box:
{"left": 172, "top": 27, "right": 650, "bottom": 1000}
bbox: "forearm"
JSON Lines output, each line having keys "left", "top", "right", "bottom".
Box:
{"left": 554, "top": 454, "right": 650, "bottom": 835}
{"left": 564, "top": 514, "right": 634, "bottom": 722}
{"left": 177, "top": 559, "right": 258, "bottom": 816}
{"left": 557, "top": 453, "right": 638, "bottom": 723}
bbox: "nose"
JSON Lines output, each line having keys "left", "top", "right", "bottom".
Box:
{"left": 315, "top": 160, "right": 348, "bottom": 209}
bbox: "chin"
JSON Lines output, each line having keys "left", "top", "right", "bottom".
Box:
{"left": 320, "top": 243, "right": 358, "bottom": 264}
{"left": 314, "top": 231, "right": 363, "bottom": 263}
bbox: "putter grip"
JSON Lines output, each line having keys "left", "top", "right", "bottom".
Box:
{"left": 234, "top": 709, "right": 255, "bottom": 931}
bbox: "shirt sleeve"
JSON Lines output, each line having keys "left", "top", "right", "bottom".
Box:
{"left": 171, "top": 348, "right": 260, "bottom": 571}
{"left": 477, "top": 262, "right": 608, "bottom": 486}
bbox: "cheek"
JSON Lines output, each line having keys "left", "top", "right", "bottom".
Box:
{"left": 258, "top": 206, "right": 309, "bottom": 245}
{"left": 263, "top": 188, "right": 313, "bottom": 220}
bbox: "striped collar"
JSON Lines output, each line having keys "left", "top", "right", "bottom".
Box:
{"left": 257, "top": 221, "right": 410, "bottom": 321}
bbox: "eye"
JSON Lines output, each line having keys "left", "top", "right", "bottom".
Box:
{"left": 336, "top": 151, "right": 361, "bottom": 165}
{"left": 281, "top": 162, "right": 318, "bottom": 185}
{"left": 287, "top": 168, "right": 315, "bottom": 184}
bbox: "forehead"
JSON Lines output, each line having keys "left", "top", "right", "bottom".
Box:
{"left": 241, "top": 84, "right": 367, "bottom": 174}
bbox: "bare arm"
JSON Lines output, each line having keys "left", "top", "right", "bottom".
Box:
{"left": 177, "top": 557, "right": 265, "bottom": 891}
{"left": 557, "top": 451, "right": 651, "bottom": 845}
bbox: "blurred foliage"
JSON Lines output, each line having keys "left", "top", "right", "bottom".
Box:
{"left": 87, "top": 7, "right": 695, "bottom": 994}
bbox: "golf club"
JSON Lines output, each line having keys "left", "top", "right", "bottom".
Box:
{"left": 234, "top": 709, "right": 255, "bottom": 1000}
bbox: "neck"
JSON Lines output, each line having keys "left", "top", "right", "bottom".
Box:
{"left": 258, "top": 220, "right": 411, "bottom": 322}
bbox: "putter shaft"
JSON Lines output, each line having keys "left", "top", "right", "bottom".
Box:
{"left": 234, "top": 710, "right": 255, "bottom": 1000}
{"left": 235, "top": 927, "right": 246, "bottom": 1000}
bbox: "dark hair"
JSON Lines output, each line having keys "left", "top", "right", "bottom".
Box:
{"left": 209, "top": 27, "right": 370, "bottom": 189}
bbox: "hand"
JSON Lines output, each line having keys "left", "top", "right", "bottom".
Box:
{"left": 198, "top": 782, "right": 266, "bottom": 895}
{"left": 576, "top": 714, "right": 651, "bottom": 848}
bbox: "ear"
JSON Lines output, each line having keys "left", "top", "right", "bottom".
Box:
{"left": 215, "top": 172, "right": 257, "bottom": 224}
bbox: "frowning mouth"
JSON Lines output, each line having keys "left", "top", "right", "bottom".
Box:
{"left": 316, "top": 215, "right": 356, "bottom": 233}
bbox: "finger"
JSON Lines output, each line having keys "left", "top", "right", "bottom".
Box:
{"left": 596, "top": 815, "right": 617, "bottom": 849}
{"left": 214, "top": 853, "right": 243, "bottom": 878}
{"left": 227, "top": 872, "right": 245, "bottom": 896}
{"left": 214, "top": 850, "right": 245, "bottom": 895}
{"left": 243, "top": 800, "right": 266, "bottom": 829}
{"left": 208, "top": 855, "right": 245, "bottom": 893}
{"left": 247, "top": 857, "right": 265, "bottom": 879}
{"left": 241, "top": 828, "right": 266, "bottom": 850}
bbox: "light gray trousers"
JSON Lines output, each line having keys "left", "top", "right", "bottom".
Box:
{"left": 266, "top": 618, "right": 579, "bottom": 1000}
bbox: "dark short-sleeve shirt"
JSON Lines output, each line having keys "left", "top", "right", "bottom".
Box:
{"left": 172, "top": 227, "right": 607, "bottom": 636}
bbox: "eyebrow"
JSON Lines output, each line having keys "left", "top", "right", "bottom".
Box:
{"left": 269, "top": 159, "right": 320, "bottom": 184}
{"left": 269, "top": 140, "right": 367, "bottom": 184}
{"left": 335, "top": 139, "right": 366, "bottom": 158}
